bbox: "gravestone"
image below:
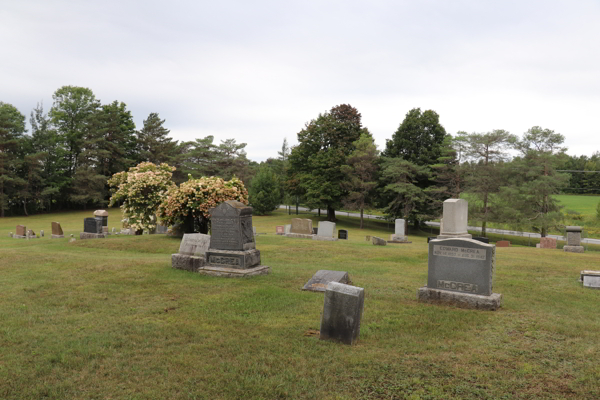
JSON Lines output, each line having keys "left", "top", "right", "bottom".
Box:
{"left": 303, "top": 270, "right": 349, "bottom": 292}
{"left": 418, "top": 238, "right": 502, "bottom": 310}
{"left": 50, "top": 222, "right": 65, "bottom": 239}
{"left": 69, "top": 234, "right": 76, "bottom": 243}
{"left": 15, "top": 225, "right": 27, "bottom": 239}
{"left": 155, "top": 224, "right": 168, "bottom": 234}
{"left": 539, "top": 237, "right": 557, "bottom": 249}
{"left": 40, "top": 230, "right": 44, "bottom": 237}
{"left": 201, "top": 200, "right": 269, "bottom": 277}
{"left": 580, "top": 270, "right": 600, "bottom": 289}
{"left": 437, "top": 199, "right": 472, "bottom": 239}
{"left": 286, "top": 218, "right": 314, "bottom": 239}
{"left": 172, "top": 233, "right": 210, "bottom": 272}
{"left": 313, "top": 221, "right": 337, "bottom": 241}
{"left": 80, "top": 217, "right": 106, "bottom": 239}
{"left": 390, "top": 219, "right": 407, "bottom": 242}
{"left": 564, "top": 226, "right": 584, "bottom": 253}
{"left": 372, "top": 236, "right": 386, "bottom": 246}
{"left": 320, "top": 282, "right": 364, "bottom": 345}
{"left": 276, "top": 225, "right": 284, "bottom": 235}
{"left": 284, "top": 224, "right": 291, "bottom": 234}
{"left": 338, "top": 229, "right": 348, "bottom": 240}
{"left": 312, "top": 227, "right": 318, "bottom": 235}
{"left": 94, "top": 210, "right": 109, "bottom": 234}
{"left": 496, "top": 240, "right": 510, "bottom": 247}
{"left": 27, "top": 229, "right": 36, "bottom": 238}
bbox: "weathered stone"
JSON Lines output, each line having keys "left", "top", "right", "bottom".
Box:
{"left": 276, "top": 225, "right": 285, "bottom": 235}
{"left": 426, "top": 238, "right": 496, "bottom": 296}
{"left": 285, "top": 233, "right": 314, "bottom": 239}
{"left": 179, "top": 233, "right": 211, "bottom": 256}
{"left": 79, "top": 232, "right": 106, "bottom": 239}
{"left": 16, "top": 225, "right": 26, "bottom": 237}
{"left": 320, "top": 282, "right": 364, "bottom": 345}
{"left": 395, "top": 219, "right": 406, "bottom": 240}
{"left": 197, "top": 265, "right": 270, "bottom": 277}
{"left": 52, "top": 221, "right": 63, "bottom": 236}
{"left": 303, "top": 270, "right": 349, "bottom": 292}
{"left": 338, "top": 230, "right": 348, "bottom": 240}
{"left": 284, "top": 224, "right": 291, "bottom": 234}
{"left": 417, "top": 287, "right": 502, "bottom": 310}
{"left": 27, "top": 229, "right": 36, "bottom": 237}
{"left": 40, "top": 230, "right": 44, "bottom": 237}
{"left": 539, "top": 237, "right": 557, "bottom": 249}
{"left": 372, "top": 236, "right": 386, "bottom": 246}
{"left": 316, "top": 221, "right": 336, "bottom": 238}
{"left": 171, "top": 254, "right": 204, "bottom": 272}
{"left": 209, "top": 200, "right": 255, "bottom": 251}
{"left": 496, "top": 240, "right": 510, "bottom": 247}
{"left": 581, "top": 270, "right": 600, "bottom": 289}
{"left": 564, "top": 245, "right": 584, "bottom": 253}
{"left": 93, "top": 210, "right": 109, "bottom": 217}
{"left": 205, "top": 249, "right": 261, "bottom": 269}
{"left": 84, "top": 218, "right": 102, "bottom": 234}
{"left": 290, "top": 218, "right": 313, "bottom": 235}
{"left": 566, "top": 226, "right": 582, "bottom": 247}
{"left": 437, "top": 199, "right": 472, "bottom": 239}
{"left": 156, "top": 224, "right": 168, "bottom": 234}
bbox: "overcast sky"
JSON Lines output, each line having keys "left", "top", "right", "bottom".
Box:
{"left": 2, "top": 0, "right": 599, "bottom": 161}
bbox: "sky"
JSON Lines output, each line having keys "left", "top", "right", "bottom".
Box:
{"left": 2, "top": 0, "right": 600, "bottom": 161}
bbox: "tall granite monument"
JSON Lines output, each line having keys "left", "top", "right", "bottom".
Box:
{"left": 564, "top": 226, "right": 584, "bottom": 253}
{"left": 437, "top": 199, "right": 472, "bottom": 239}
{"left": 198, "top": 200, "right": 270, "bottom": 277}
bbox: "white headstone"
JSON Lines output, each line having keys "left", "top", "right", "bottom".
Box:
{"left": 438, "top": 199, "right": 471, "bottom": 239}
{"left": 317, "top": 221, "right": 336, "bottom": 238}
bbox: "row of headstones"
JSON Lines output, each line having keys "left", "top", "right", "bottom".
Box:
{"left": 11, "top": 222, "right": 65, "bottom": 239}
{"left": 276, "top": 221, "right": 349, "bottom": 240}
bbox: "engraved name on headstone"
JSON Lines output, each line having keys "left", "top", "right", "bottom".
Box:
{"left": 209, "top": 200, "right": 255, "bottom": 251}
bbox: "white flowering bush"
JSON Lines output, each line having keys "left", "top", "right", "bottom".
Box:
{"left": 108, "top": 162, "right": 176, "bottom": 233}
{"left": 158, "top": 175, "right": 248, "bottom": 233}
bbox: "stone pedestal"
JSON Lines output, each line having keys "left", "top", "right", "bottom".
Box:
{"left": 80, "top": 232, "right": 106, "bottom": 239}
{"left": 417, "top": 287, "right": 502, "bottom": 311}
{"left": 437, "top": 199, "right": 472, "bottom": 239}
{"left": 171, "top": 254, "right": 204, "bottom": 272}
{"left": 565, "top": 226, "right": 584, "bottom": 253}
{"left": 205, "top": 249, "right": 261, "bottom": 269}
{"left": 564, "top": 245, "right": 584, "bottom": 253}
{"left": 313, "top": 235, "right": 338, "bottom": 241}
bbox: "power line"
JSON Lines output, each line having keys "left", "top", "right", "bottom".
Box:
{"left": 557, "top": 170, "right": 600, "bottom": 173}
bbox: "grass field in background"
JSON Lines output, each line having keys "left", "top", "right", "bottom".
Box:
{"left": 0, "top": 209, "right": 599, "bottom": 399}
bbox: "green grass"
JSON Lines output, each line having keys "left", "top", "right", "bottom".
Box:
{"left": 0, "top": 209, "right": 599, "bottom": 399}
{"left": 555, "top": 194, "right": 600, "bottom": 216}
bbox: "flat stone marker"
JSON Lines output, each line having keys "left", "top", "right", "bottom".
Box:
{"left": 564, "top": 226, "right": 584, "bottom": 253}
{"left": 372, "top": 236, "right": 386, "bottom": 246}
{"left": 338, "top": 229, "right": 348, "bottom": 240}
{"left": 314, "top": 221, "right": 337, "bottom": 241}
{"left": 320, "top": 282, "right": 364, "bottom": 345}
{"left": 496, "top": 240, "right": 510, "bottom": 247}
{"left": 539, "top": 237, "right": 557, "bottom": 249}
{"left": 438, "top": 199, "right": 472, "bottom": 239}
{"left": 276, "top": 225, "right": 284, "bottom": 235}
{"left": 172, "top": 233, "right": 210, "bottom": 272}
{"left": 303, "top": 270, "right": 349, "bottom": 292}
{"left": 418, "top": 238, "right": 502, "bottom": 310}
{"left": 580, "top": 270, "right": 600, "bottom": 289}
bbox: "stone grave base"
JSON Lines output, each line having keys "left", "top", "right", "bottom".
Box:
{"left": 51, "top": 234, "right": 65, "bottom": 239}
{"left": 79, "top": 232, "right": 106, "bottom": 239}
{"left": 417, "top": 287, "right": 502, "bottom": 311}
{"left": 198, "top": 265, "right": 270, "bottom": 278}
{"left": 13, "top": 235, "right": 27, "bottom": 239}
{"left": 171, "top": 254, "right": 205, "bottom": 272}
{"left": 285, "top": 233, "right": 314, "bottom": 239}
{"left": 312, "top": 236, "right": 338, "bottom": 241}
{"left": 303, "top": 270, "right": 349, "bottom": 292}
{"left": 564, "top": 245, "right": 584, "bottom": 253}
{"left": 387, "top": 240, "right": 412, "bottom": 244}
{"left": 205, "top": 249, "right": 260, "bottom": 269}
{"left": 436, "top": 233, "right": 472, "bottom": 239}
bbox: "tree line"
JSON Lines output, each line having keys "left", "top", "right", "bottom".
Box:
{"left": 0, "top": 86, "right": 254, "bottom": 217}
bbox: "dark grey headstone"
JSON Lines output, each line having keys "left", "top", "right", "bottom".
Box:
{"left": 312, "top": 227, "right": 318, "bottom": 235}
{"left": 209, "top": 200, "right": 254, "bottom": 251}
{"left": 84, "top": 218, "right": 102, "bottom": 234}
{"left": 320, "top": 282, "right": 364, "bottom": 345}
{"left": 338, "top": 230, "right": 348, "bottom": 240}
{"left": 428, "top": 238, "right": 495, "bottom": 296}
{"left": 303, "top": 270, "right": 349, "bottom": 292}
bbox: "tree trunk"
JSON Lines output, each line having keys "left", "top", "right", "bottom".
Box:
{"left": 23, "top": 199, "right": 28, "bottom": 217}
{"left": 360, "top": 208, "right": 364, "bottom": 229}
{"left": 482, "top": 192, "right": 488, "bottom": 237}
{"left": 327, "top": 205, "right": 336, "bottom": 222}
{"left": 318, "top": 208, "right": 320, "bottom": 217}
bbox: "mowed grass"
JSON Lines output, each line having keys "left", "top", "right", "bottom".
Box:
{"left": 555, "top": 194, "right": 600, "bottom": 216}
{"left": 0, "top": 209, "right": 599, "bottom": 399}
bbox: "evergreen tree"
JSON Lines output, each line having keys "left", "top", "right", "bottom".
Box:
{"left": 249, "top": 164, "right": 282, "bottom": 215}
{"left": 0, "top": 102, "right": 26, "bottom": 217}
{"left": 137, "top": 112, "right": 179, "bottom": 165}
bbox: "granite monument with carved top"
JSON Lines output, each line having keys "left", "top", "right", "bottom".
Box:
{"left": 80, "top": 217, "right": 106, "bottom": 239}
{"left": 199, "top": 200, "right": 269, "bottom": 277}
{"left": 418, "top": 238, "right": 502, "bottom": 310}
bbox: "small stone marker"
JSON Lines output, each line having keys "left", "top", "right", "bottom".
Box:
{"left": 80, "top": 218, "right": 106, "bottom": 239}
{"left": 372, "top": 236, "right": 386, "bottom": 246}
{"left": 539, "top": 237, "right": 557, "bottom": 249}
{"left": 15, "top": 225, "right": 26, "bottom": 238}
{"left": 40, "top": 230, "right": 44, "bottom": 237}
{"left": 390, "top": 219, "right": 407, "bottom": 242}
{"left": 338, "top": 229, "right": 348, "bottom": 240}
{"left": 284, "top": 224, "right": 291, "bottom": 234}
{"left": 365, "top": 235, "right": 371, "bottom": 241}
{"left": 303, "top": 270, "right": 350, "bottom": 292}
{"left": 9, "top": 232, "right": 12, "bottom": 238}
{"left": 201, "top": 200, "right": 269, "bottom": 277}
{"left": 313, "top": 221, "right": 337, "bottom": 241}
{"left": 320, "top": 282, "right": 365, "bottom": 345}
{"left": 276, "top": 225, "right": 284, "bottom": 235}
{"left": 27, "top": 229, "right": 36, "bottom": 237}
{"left": 172, "top": 233, "right": 210, "bottom": 272}
{"left": 564, "top": 226, "right": 584, "bottom": 253}
{"left": 437, "top": 199, "right": 472, "bottom": 239}
{"left": 580, "top": 270, "right": 600, "bottom": 289}
{"left": 496, "top": 240, "right": 510, "bottom": 247}
{"left": 286, "top": 218, "right": 314, "bottom": 239}
{"left": 418, "top": 238, "right": 502, "bottom": 310}
{"left": 156, "top": 224, "right": 168, "bottom": 234}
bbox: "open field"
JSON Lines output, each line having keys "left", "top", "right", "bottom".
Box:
{"left": 1, "top": 209, "right": 599, "bottom": 399}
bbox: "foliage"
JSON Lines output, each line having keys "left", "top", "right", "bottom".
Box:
{"left": 158, "top": 175, "right": 248, "bottom": 234}
{"left": 137, "top": 112, "right": 179, "bottom": 165}
{"left": 108, "top": 162, "right": 176, "bottom": 233}
{"left": 0, "top": 102, "right": 26, "bottom": 217}
{"left": 428, "top": 132, "right": 468, "bottom": 203}
{"left": 249, "top": 165, "right": 282, "bottom": 215}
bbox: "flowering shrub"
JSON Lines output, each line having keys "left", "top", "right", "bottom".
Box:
{"left": 158, "top": 175, "right": 248, "bottom": 233}
{"left": 108, "top": 162, "right": 176, "bottom": 233}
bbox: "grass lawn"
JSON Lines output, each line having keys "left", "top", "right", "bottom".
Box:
{"left": 0, "top": 209, "right": 599, "bottom": 399}
{"left": 555, "top": 194, "right": 600, "bottom": 216}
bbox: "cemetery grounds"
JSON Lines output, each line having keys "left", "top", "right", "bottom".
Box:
{"left": 0, "top": 209, "right": 599, "bottom": 399}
